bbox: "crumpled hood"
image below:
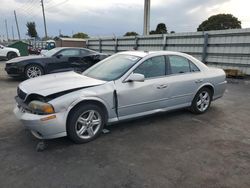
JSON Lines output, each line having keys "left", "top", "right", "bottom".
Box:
{"left": 19, "top": 71, "right": 106, "bottom": 96}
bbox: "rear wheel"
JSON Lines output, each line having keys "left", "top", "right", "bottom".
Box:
{"left": 190, "top": 87, "right": 212, "bottom": 114}
{"left": 67, "top": 104, "right": 105, "bottom": 144}
{"left": 7, "top": 52, "right": 17, "bottom": 60}
{"left": 25, "top": 64, "right": 44, "bottom": 79}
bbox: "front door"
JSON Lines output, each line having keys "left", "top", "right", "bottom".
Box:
{"left": 47, "top": 49, "right": 81, "bottom": 73}
{"left": 115, "top": 56, "right": 169, "bottom": 119}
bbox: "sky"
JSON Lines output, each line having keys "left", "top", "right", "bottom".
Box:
{"left": 0, "top": 0, "right": 250, "bottom": 40}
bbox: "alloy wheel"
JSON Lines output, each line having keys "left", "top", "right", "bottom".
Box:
{"left": 75, "top": 110, "right": 102, "bottom": 139}
{"left": 26, "top": 66, "right": 42, "bottom": 78}
{"left": 196, "top": 91, "right": 210, "bottom": 112}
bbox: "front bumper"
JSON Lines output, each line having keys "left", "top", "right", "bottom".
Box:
{"left": 5, "top": 64, "right": 23, "bottom": 77}
{"left": 14, "top": 106, "right": 67, "bottom": 139}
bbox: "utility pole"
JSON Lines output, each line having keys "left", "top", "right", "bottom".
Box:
{"left": 14, "top": 10, "right": 21, "bottom": 40}
{"left": 5, "top": 19, "right": 9, "bottom": 41}
{"left": 143, "top": 0, "right": 150, "bottom": 35}
{"left": 11, "top": 25, "right": 14, "bottom": 40}
{"left": 41, "top": 0, "right": 48, "bottom": 39}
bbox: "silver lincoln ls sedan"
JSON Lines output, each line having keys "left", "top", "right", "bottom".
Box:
{"left": 14, "top": 51, "right": 226, "bottom": 143}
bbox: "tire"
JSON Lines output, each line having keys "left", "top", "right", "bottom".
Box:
{"left": 7, "top": 52, "right": 17, "bottom": 60}
{"left": 190, "top": 87, "right": 212, "bottom": 114}
{"left": 67, "top": 104, "right": 105, "bottom": 144}
{"left": 25, "top": 64, "right": 44, "bottom": 79}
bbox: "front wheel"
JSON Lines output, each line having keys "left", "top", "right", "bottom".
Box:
{"left": 25, "top": 64, "right": 44, "bottom": 79}
{"left": 67, "top": 104, "right": 105, "bottom": 144}
{"left": 190, "top": 87, "right": 212, "bottom": 114}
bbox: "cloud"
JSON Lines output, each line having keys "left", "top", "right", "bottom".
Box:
{"left": 148, "top": 0, "right": 231, "bottom": 31}
{"left": 0, "top": 0, "right": 249, "bottom": 40}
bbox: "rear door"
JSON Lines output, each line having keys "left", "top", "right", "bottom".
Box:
{"left": 162, "top": 55, "right": 204, "bottom": 107}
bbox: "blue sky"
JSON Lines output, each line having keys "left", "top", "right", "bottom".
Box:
{"left": 0, "top": 0, "right": 250, "bottom": 40}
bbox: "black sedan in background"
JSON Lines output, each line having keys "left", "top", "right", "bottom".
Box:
{"left": 5, "top": 47, "right": 108, "bottom": 79}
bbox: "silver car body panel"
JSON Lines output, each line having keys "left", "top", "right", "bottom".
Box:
{"left": 19, "top": 71, "right": 107, "bottom": 96}
{"left": 14, "top": 51, "right": 227, "bottom": 139}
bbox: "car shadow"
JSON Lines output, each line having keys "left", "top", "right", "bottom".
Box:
{"left": 24, "top": 105, "right": 220, "bottom": 152}
{"left": 33, "top": 108, "right": 193, "bottom": 152}
{"left": 107, "top": 109, "right": 189, "bottom": 131}
{"left": 0, "top": 76, "right": 24, "bottom": 82}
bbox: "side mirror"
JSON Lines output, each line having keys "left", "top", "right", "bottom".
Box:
{"left": 56, "top": 54, "right": 63, "bottom": 58}
{"left": 93, "top": 55, "right": 100, "bottom": 59}
{"left": 125, "top": 73, "right": 145, "bottom": 82}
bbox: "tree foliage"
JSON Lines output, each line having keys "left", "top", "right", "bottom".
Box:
{"left": 124, "top": 31, "right": 139, "bottom": 36}
{"left": 149, "top": 30, "right": 157, "bottom": 35}
{"left": 72, "top": 32, "right": 89, "bottom": 39}
{"left": 26, "top": 22, "right": 38, "bottom": 38}
{"left": 53, "top": 34, "right": 70, "bottom": 40}
{"left": 197, "top": 14, "right": 241, "bottom": 31}
{"left": 150, "top": 23, "right": 168, "bottom": 35}
{"left": 60, "top": 34, "right": 70, "bottom": 38}
{"left": 156, "top": 23, "right": 167, "bottom": 34}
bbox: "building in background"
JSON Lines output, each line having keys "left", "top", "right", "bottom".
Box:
{"left": 55, "top": 37, "right": 86, "bottom": 48}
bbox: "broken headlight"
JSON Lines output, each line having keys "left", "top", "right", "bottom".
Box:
{"left": 28, "top": 100, "right": 55, "bottom": 114}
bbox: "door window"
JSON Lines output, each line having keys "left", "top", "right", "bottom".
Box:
{"left": 168, "top": 55, "right": 200, "bottom": 74}
{"left": 169, "top": 56, "right": 190, "bottom": 74}
{"left": 81, "top": 49, "right": 91, "bottom": 55}
{"left": 134, "top": 56, "right": 166, "bottom": 78}
{"left": 190, "top": 61, "right": 200, "bottom": 72}
{"left": 58, "top": 49, "right": 80, "bottom": 56}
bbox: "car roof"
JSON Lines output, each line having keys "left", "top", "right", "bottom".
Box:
{"left": 117, "top": 50, "right": 189, "bottom": 58}
{"left": 54, "top": 47, "right": 88, "bottom": 50}
{"left": 118, "top": 50, "right": 209, "bottom": 71}
{"left": 53, "top": 47, "right": 98, "bottom": 53}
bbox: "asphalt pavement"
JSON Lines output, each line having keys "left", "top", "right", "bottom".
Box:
{"left": 0, "top": 61, "right": 250, "bottom": 188}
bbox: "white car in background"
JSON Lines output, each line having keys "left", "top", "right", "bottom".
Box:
{"left": 0, "top": 44, "right": 20, "bottom": 60}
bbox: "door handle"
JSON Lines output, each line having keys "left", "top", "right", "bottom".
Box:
{"left": 195, "top": 79, "right": 203, "bottom": 83}
{"left": 157, "top": 84, "right": 168, "bottom": 89}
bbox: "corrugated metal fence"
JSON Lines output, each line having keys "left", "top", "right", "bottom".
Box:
{"left": 86, "top": 28, "right": 250, "bottom": 74}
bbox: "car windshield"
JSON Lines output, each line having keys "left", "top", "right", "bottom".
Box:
{"left": 43, "top": 48, "right": 62, "bottom": 57}
{"left": 83, "top": 54, "right": 141, "bottom": 81}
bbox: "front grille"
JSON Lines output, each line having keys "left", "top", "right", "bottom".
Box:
{"left": 17, "top": 87, "right": 27, "bottom": 101}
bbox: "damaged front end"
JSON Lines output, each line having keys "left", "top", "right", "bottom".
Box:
{"left": 16, "top": 87, "right": 55, "bottom": 115}
{"left": 15, "top": 85, "right": 99, "bottom": 115}
{"left": 14, "top": 87, "right": 70, "bottom": 140}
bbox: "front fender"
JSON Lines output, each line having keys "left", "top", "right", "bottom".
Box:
{"left": 64, "top": 96, "right": 117, "bottom": 124}
{"left": 68, "top": 96, "right": 111, "bottom": 112}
